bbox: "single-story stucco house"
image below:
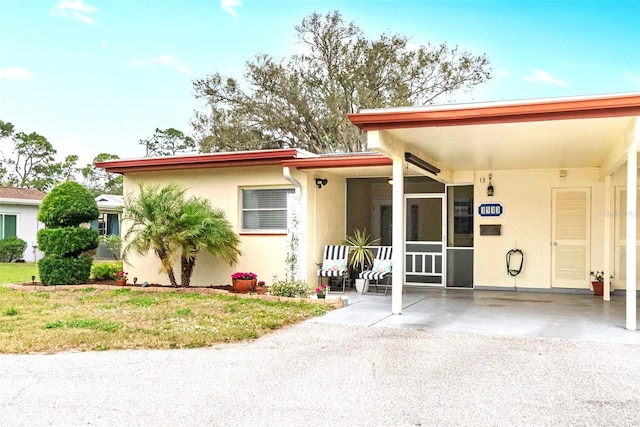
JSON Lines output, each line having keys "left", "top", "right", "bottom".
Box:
{"left": 97, "top": 92, "right": 640, "bottom": 330}
{"left": 0, "top": 186, "right": 46, "bottom": 262}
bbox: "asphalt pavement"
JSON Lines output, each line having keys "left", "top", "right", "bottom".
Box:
{"left": 2, "top": 321, "right": 640, "bottom": 426}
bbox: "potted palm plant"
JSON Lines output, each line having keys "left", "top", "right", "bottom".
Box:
{"left": 344, "top": 229, "right": 380, "bottom": 293}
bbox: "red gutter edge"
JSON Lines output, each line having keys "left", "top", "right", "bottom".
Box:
{"left": 347, "top": 93, "right": 640, "bottom": 130}
{"left": 281, "top": 154, "right": 392, "bottom": 169}
{"left": 95, "top": 149, "right": 303, "bottom": 173}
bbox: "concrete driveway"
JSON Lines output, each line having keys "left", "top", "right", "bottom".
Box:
{"left": 1, "top": 288, "right": 640, "bottom": 426}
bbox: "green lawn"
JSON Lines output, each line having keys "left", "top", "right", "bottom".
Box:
{"left": 0, "top": 262, "right": 39, "bottom": 285}
{"left": 0, "top": 286, "right": 331, "bottom": 354}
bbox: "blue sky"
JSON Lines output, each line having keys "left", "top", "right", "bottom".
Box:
{"left": 1, "top": 0, "right": 639, "bottom": 168}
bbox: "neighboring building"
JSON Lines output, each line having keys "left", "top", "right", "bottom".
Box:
{"left": 0, "top": 187, "right": 46, "bottom": 262}
{"left": 92, "top": 194, "right": 123, "bottom": 259}
{"left": 96, "top": 92, "right": 640, "bottom": 329}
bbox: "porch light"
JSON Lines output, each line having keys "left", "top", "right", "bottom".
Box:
{"left": 387, "top": 178, "right": 393, "bottom": 185}
{"left": 487, "top": 174, "right": 494, "bottom": 197}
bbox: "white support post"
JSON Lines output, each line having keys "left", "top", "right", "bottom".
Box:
{"left": 625, "top": 143, "right": 638, "bottom": 331}
{"left": 392, "top": 156, "right": 405, "bottom": 315}
{"left": 604, "top": 174, "right": 612, "bottom": 301}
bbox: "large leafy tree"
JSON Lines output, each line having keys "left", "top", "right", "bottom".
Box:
{"left": 192, "top": 10, "right": 491, "bottom": 154}
{"left": 81, "top": 153, "right": 123, "bottom": 196}
{"left": 0, "top": 120, "right": 80, "bottom": 191}
{"left": 123, "top": 183, "right": 241, "bottom": 287}
{"left": 139, "top": 127, "right": 196, "bottom": 157}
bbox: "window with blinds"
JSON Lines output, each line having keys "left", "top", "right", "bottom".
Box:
{"left": 242, "top": 188, "right": 294, "bottom": 232}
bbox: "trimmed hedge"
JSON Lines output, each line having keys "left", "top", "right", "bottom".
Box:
{"left": 38, "top": 228, "right": 99, "bottom": 257}
{"left": 0, "top": 237, "right": 27, "bottom": 262}
{"left": 37, "top": 182, "right": 99, "bottom": 285}
{"left": 37, "top": 182, "right": 99, "bottom": 228}
{"left": 38, "top": 256, "right": 93, "bottom": 285}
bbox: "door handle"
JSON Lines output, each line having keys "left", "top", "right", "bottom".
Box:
{"left": 553, "top": 242, "right": 558, "bottom": 246}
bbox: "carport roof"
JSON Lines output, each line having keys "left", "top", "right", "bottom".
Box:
{"left": 348, "top": 92, "right": 640, "bottom": 171}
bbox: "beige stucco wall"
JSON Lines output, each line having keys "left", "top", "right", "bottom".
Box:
{"left": 303, "top": 171, "right": 347, "bottom": 284}
{"left": 473, "top": 168, "right": 605, "bottom": 289}
{"left": 122, "top": 166, "right": 298, "bottom": 287}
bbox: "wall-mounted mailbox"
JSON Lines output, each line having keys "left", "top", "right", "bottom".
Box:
{"left": 480, "top": 224, "right": 502, "bottom": 236}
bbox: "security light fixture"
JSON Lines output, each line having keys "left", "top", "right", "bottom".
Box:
{"left": 404, "top": 152, "right": 440, "bottom": 175}
{"left": 315, "top": 178, "right": 328, "bottom": 189}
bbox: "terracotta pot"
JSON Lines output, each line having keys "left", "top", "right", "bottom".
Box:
{"left": 232, "top": 279, "right": 256, "bottom": 293}
{"left": 255, "top": 286, "right": 268, "bottom": 294}
{"left": 592, "top": 281, "right": 604, "bottom": 296}
{"left": 116, "top": 279, "right": 127, "bottom": 286}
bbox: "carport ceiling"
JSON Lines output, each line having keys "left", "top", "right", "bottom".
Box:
{"left": 349, "top": 93, "right": 640, "bottom": 172}
{"left": 384, "top": 115, "right": 633, "bottom": 171}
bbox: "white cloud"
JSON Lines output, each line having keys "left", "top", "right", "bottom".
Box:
{"left": 126, "top": 55, "right": 192, "bottom": 74}
{"left": 623, "top": 70, "right": 640, "bottom": 89}
{"left": 100, "top": 42, "right": 107, "bottom": 49}
{"left": 522, "top": 69, "right": 568, "bottom": 87}
{"left": 221, "top": 0, "right": 241, "bottom": 18}
{"left": 0, "top": 67, "right": 32, "bottom": 79}
{"left": 497, "top": 69, "right": 510, "bottom": 77}
{"left": 51, "top": 0, "right": 98, "bottom": 24}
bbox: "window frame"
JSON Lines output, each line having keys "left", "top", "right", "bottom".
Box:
{"left": 0, "top": 213, "right": 18, "bottom": 239}
{"left": 240, "top": 187, "right": 294, "bottom": 234}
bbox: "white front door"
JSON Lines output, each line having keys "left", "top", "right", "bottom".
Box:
{"left": 551, "top": 188, "right": 590, "bottom": 289}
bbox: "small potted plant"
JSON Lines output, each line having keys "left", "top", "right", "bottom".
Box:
{"left": 231, "top": 272, "right": 257, "bottom": 293}
{"left": 115, "top": 270, "right": 128, "bottom": 286}
{"left": 255, "top": 280, "right": 268, "bottom": 294}
{"left": 590, "top": 271, "right": 604, "bottom": 296}
{"left": 344, "top": 228, "right": 380, "bottom": 293}
{"left": 315, "top": 283, "right": 327, "bottom": 299}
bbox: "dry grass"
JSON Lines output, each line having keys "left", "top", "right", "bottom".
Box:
{"left": 0, "top": 286, "right": 331, "bottom": 354}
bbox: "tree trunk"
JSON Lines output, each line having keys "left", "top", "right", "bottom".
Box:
{"left": 156, "top": 248, "right": 178, "bottom": 287}
{"left": 181, "top": 256, "right": 195, "bottom": 287}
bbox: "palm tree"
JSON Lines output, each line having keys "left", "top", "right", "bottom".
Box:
{"left": 123, "top": 183, "right": 185, "bottom": 287}
{"left": 123, "top": 183, "right": 242, "bottom": 287}
{"left": 176, "top": 196, "right": 241, "bottom": 287}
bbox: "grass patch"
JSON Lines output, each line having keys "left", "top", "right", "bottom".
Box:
{"left": 3, "top": 306, "right": 19, "bottom": 316}
{"left": 0, "top": 262, "right": 39, "bottom": 284}
{"left": 0, "top": 286, "right": 333, "bottom": 354}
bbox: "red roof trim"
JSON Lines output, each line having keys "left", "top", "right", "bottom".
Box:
{"left": 348, "top": 93, "right": 640, "bottom": 130}
{"left": 282, "top": 154, "right": 392, "bottom": 169}
{"left": 96, "top": 149, "right": 303, "bottom": 173}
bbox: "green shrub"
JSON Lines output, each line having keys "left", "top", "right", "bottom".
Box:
{"left": 269, "top": 279, "right": 309, "bottom": 298}
{"left": 37, "top": 182, "right": 98, "bottom": 228}
{"left": 38, "top": 256, "right": 93, "bottom": 285}
{"left": 0, "top": 237, "right": 27, "bottom": 262}
{"left": 91, "top": 261, "right": 123, "bottom": 281}
{"left": 37, "top": 228, "right": 99, "bottom": 257}
{"left": 37, "top": 182, "right": 99, "bottom": 285}
{"left": 102, "top": 235, "right": 122, "bottom": 260}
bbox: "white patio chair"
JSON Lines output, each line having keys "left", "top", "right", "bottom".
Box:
{"left": 317, "top": 245, "right": 350, "bottom": 293}
{"left": 359, "top": 246, "right": 392, "bottom": 295}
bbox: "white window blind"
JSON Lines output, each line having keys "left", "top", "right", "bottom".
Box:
{"left": 242, "top": 188, "right": 294, "bottom": 231}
